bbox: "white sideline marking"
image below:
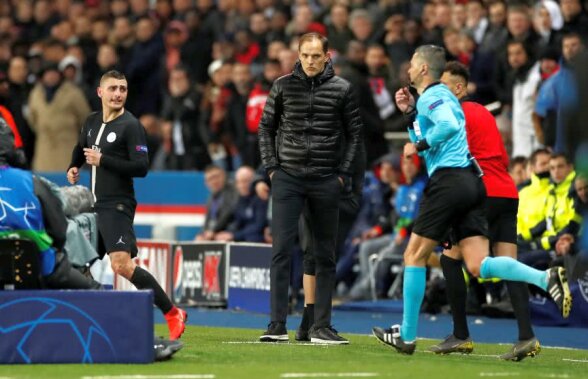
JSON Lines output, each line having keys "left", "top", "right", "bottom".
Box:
{"left": 479, "top": 373, "right": 519, "bottom": 377}
{"left": 563, "top": 359, "right": 588, "bottom": 363}
{"left": 81, "top": 375, "right": 215, "bottom": 379}
{"left": 280, "top": 375, "right": 377, "bottom": 378}
{"left": 222, "top": 341, "right": 329, "bottom": 346}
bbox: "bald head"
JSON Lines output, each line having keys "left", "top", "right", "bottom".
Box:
{"left": 235, "top": 166, "right": 255, "bottom": 196}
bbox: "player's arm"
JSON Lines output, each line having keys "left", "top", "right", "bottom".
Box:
{"left": 340, "top": 83, "right": 363, "bottom": 178}
{"left": 258, "top": 80, "right": 282, "bottom": 175}
{"left": 99, "top": 120, "right": 149, "bottom": 178}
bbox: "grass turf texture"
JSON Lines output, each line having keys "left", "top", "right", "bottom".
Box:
{"left": 2, "top": 325, "right": 587, "bottom": 379}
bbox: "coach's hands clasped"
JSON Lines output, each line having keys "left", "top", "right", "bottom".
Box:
{"left": 83, "top": 148, "right": 102, "bottom": 167}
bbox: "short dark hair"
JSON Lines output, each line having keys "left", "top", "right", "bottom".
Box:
{"left": 530, "top": 148, "right": 551, "bottom": 166}
{"left": 509, "top": 156, "right": 528, "bottom": 171}
{"left": 443, "top": 61, "right": 470, "bottom": 84}
{"left": 562, "top": 31, "right": 584, "bottom": 45}
{"left": 100, "top": 70, "right": 126, "bottom": 84}
{"left": 415, "top": 45, "right": 446, "bottom": 79}
{"left": 298, "top": 32, "right": 329, "bottom": 53}
{"left": 550, "top": 153, "right": 572, "bottom": 165}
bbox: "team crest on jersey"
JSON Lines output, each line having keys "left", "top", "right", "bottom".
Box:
{"left": 135, "top": 145, "right": 148, "bottom": 152}
{"left": 106, "top": 132, "right": 117, "bottom": 143}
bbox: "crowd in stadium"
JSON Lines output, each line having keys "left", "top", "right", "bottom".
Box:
{"left": 0, "top": 0, "right": 587, "bottom": 314}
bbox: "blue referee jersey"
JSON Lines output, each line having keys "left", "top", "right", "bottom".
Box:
{"left": 408, "top": 83, "right": 470, "bottom": 176}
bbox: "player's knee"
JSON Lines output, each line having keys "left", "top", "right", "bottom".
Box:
{"left": 110, "top": 255, "right": 133, "bottom": 278}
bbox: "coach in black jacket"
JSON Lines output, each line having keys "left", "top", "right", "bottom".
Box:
{"left": 258, "top": 33, "right": 363, "bottom": 344}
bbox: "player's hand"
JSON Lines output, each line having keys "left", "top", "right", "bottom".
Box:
{"left": 67, "top": 167, "right": 79, "bottom": 184}
{"left": 403, "top": 142, "right": 417, "bottom": 159}
{"left": 83, "top": 148, "right": 102, "bottom": 167}
{"left": 395, "top": 87, "right": 415, "bottom": 114}
{"left": 255, "top": 181, "right": 270, "bottom": 200}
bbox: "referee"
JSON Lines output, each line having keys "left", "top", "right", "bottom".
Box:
{"left": 67, "top": 70, "right": 186, "bottom": 340}
{"left": 428, "top": 62, "right": 538, "bottom": 361}
{"left": 371, "top": 46, "right": 571, "bottom": 355}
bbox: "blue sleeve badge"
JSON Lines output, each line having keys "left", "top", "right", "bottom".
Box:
{"left": 428, "top": 99, "right": 444, "bottom": 110}
{"left": 135, "top": 145, "right": 148, "bottom": 153}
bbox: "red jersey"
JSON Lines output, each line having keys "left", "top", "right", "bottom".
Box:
{"left": 462, "top": 101, "right": 518, "bottom": 199}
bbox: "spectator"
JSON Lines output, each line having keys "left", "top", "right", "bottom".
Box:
{"left": 349, "top": 9, "right": 375, "bottom": 44}
{"left": 560, "top": 0, "right": 588, "bottom": 40}
{"left": 509, "top": 40, "right": 541, "bottom": 157}
{"left": 480, "top": 0, "right": 508, "bottom": 54}
{"left": 534, "top": 32, "right": 584, "bottom": 154}
{"left": 243, "top": 59, "right": 281, "bottom": 168}
{"left": 195, "top": 165, "right": 238, "bottom": 241}
{"left": 509, "top": 156, "right": 529, "bottom": 189}
{"left": 518, "top": 154, "right": 579, "bottom": 269}
{"left": 326, "top": 3, "right": 354, "bottom": 55}
{"left": 364, "top": 43, "right": 402, "bottom": 132}
{"left": 5, "top": 57, "right": 34, "bottom": 164}
{"left": 465, "top": 0, "right": 488, "bottom": 46}
{"left": 27, "top": 62, "right": 90, "bottom": 171}
{"left": 214, "top": 166, "right": 268, "bottom": 242}
{"left": 161, "top": 65, "right": 210, "bottom": 170}
{"left": 517, "top": 148, "right": 552, "bottom": 244}
{"left": 124, "top": 16, "right": 165, "bottom": 117}
{"left": 180, "top": 10, "right": 213, "bottom": 86}
{"left": 534, "top": 0, "right": 564, "bottom": 54}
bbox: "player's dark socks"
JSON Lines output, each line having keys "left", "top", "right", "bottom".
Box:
{"left": 440, "top": 254, "right": 469, "bottom": 340}
{"left": 131, "top": 266, "right": 173, "bottom": 314}
{"left": 506, "top": 281, "right": 535, "bottom": 341}
{"left": 300, "top": 304, "right": 315, "bottom": 330}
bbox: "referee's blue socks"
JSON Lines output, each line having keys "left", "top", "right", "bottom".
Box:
{"left": 401, "top": 266, "right": 427, "bottom": 343}
{"left": 480, "top": 257, "right": 548, "bottom": 291}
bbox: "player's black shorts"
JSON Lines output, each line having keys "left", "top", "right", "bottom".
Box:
{"left": 95, "top": 200, "right": 138, "bottom": 258}
{"left": 413, "top": 167, "right": 488, "bottom": 242}
{"left": 486, "top": 197, "right": 518, "bottom": 244}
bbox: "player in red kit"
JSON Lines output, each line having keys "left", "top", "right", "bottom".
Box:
{"left": 429, "top": 62, "right": 541, "bottom": 361}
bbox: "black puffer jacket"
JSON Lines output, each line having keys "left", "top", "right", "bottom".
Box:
{"left": 258, "top": 61, "right": 363, "bottom": 179}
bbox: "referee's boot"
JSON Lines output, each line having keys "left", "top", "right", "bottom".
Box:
{"left": 372, "top": 325, "right": 416, "bottom": 355}
{"left": 499, "top": 337, "right": 541, "bottom": 362}
{"left": 546, "top": 267, "right": 572, "bottom": 318}
{"left": 428, "top": 334, "right": 474, "bottom": 355}
{"left": 165, "top": 306, "right": 188, "bottom": 340}
{"left": 259, "top": 322, "right": 289, "bottom": 342}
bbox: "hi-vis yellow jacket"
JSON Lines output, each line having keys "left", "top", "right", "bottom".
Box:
{"left": 518, "top": 171, "right": 582, "bottom": 249}
{"left": 517, "top": 173, "right": 551, "bottom": 241}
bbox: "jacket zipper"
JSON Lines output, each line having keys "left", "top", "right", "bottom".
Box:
{"left": 307, "top": 79, "right": 314, "bottom": 170}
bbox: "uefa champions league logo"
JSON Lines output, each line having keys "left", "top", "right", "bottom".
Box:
{"left": 578, "top": 273, "right": 588, "bottom": 303}
{"left": 0, "top": 297, "right": 116, "bottom": 363}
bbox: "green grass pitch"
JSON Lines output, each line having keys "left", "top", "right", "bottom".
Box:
{"left": 2, "top": 325, "right": 587, "bottom": 379}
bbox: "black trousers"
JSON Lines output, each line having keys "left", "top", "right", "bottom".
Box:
{"left": 300, "top": 194, "right": 360, "bottom": 275}
{"left": 270, "top": 169, "right": 340, "bottom": 328}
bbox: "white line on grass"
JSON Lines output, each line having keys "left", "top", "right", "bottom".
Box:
{"left": 222, "top": 341, "right": 331, "bottom": 346}
{"left": 538, "top": 375, "right": 571, "bottom": 378}
{"left": 563, "top": 359, "right": 588, "bottom": 363}
{"left": 479, "top": 373, "right": 520, "bottom": 377}
{"left": 81, "top": 375, "right": 215, "bottom": 379}
{"left": 280, "top": 375, "right": 376, "bottom": 378}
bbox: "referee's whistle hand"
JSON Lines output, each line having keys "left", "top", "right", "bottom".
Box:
{"left": 403, "top": 142, "right": 417, "bottom": 159}
{"left": 67, "top": 167, "right": 79, "bottom": 185}
{"left": 83, "top": 148, "right": 102, "bottom": 167}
